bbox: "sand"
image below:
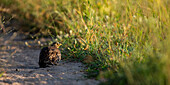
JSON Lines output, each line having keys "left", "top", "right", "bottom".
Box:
{"left": 0, "top": 32, "right": 99, "bottom": 85}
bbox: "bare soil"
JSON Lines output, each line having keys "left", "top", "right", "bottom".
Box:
{"left": 0, "top": 32, "right": 100, "bottom": 85}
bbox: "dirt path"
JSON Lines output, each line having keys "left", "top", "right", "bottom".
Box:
{"left": 0, "top": 32, "right": 99, "bottom": 85}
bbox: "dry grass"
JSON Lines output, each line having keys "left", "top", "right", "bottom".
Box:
{"left": 0, "top": 0, "right": 170, "bottom": 84}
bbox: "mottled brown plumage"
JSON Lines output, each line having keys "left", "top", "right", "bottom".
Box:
{"left": 39, "top": 42, "right": 61, "bottom": 68}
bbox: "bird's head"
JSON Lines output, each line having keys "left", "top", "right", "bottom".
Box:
{"left": 51, "top": 42, "right": 62, "bottom": 48}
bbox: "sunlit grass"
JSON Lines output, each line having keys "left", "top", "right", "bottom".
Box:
{"left": 0, "top": 0, "right": 170, "bottom": 84}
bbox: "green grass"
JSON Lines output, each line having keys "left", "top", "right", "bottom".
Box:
{"left": 0, "top": 71, "right": 4, "bottom": 77}
{"left": 0, "top": 0, "right": 170, "bottom": 84}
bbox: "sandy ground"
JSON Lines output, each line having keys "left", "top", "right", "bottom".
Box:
{"left": 0, "top": 32, "right": 100, "bottom": 85}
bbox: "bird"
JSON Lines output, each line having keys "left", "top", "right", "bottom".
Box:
{"left": 38, "top": 42, "right": 62, "bottom": 68}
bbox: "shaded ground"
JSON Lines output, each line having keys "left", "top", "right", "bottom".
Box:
{"left": 0, "top": 32, "right": 99, "bottom": 85}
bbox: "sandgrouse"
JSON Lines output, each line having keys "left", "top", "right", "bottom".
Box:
{"left": 38, "top": 42, "right": 62, "bottom": 68}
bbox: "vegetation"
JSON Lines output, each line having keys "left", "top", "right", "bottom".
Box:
{"left": 0, "top": 0, "right": 170, "bottom": 84}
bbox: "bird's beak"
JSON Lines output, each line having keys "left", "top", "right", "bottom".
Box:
{"left": 59, "top": 44, "right": 62, "bottom": 46}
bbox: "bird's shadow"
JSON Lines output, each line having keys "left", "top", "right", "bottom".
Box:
{"left": 8, "top": 65, "right": 39, "bottom": 70}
